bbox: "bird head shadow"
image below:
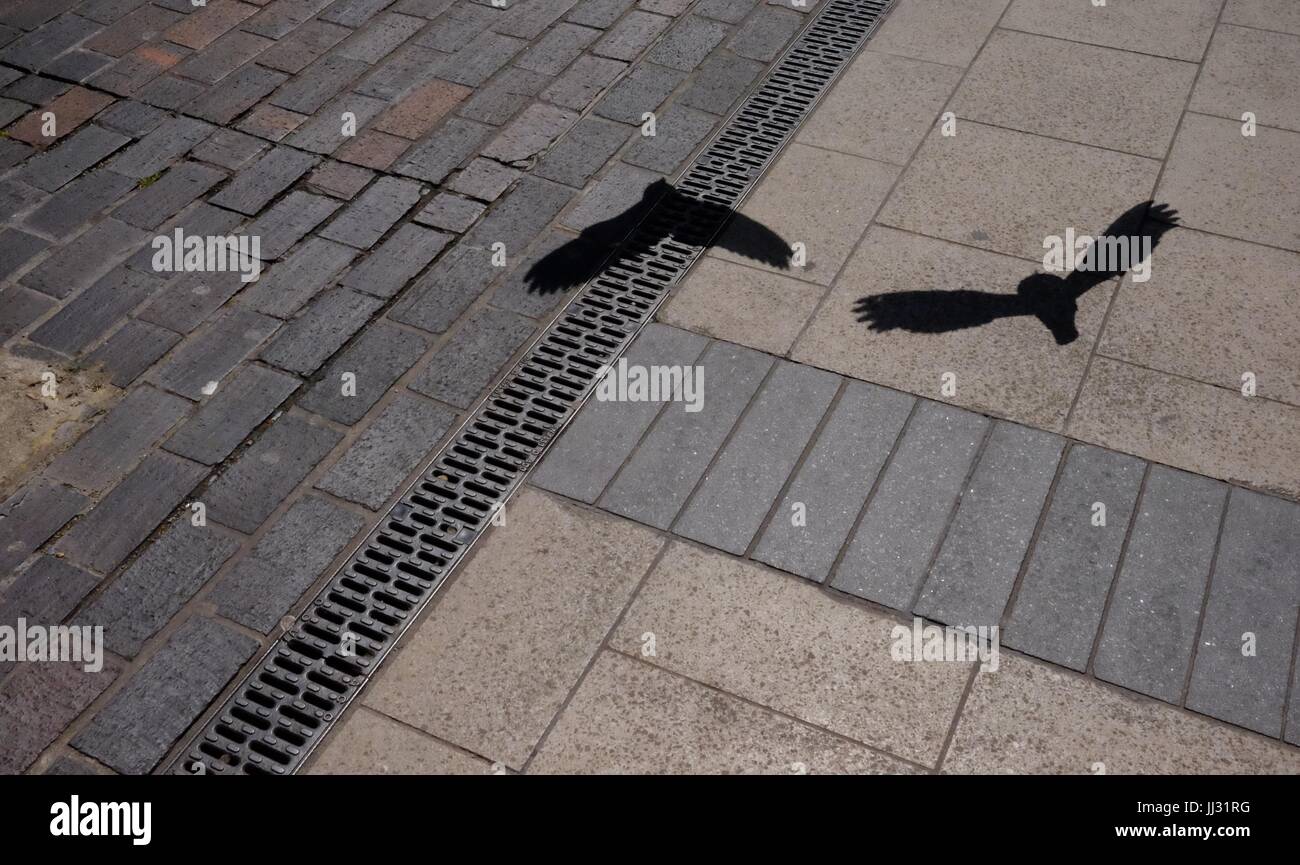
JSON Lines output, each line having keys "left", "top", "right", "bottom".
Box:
{"left": 523, "top": 179, "right": 794, "bottom": 294}
{"left": 854, "top": 201, "right": 1180, "bottom": 346}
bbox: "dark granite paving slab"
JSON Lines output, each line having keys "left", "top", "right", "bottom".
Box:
{"left": 1004, "top": 445, "right": 1146, "bottom": 671}
{"left": 0, "top": 481, "right": 88, "bottom": 574}
{"left": 164, "top": 363, "right": 302, "bottom": 464}
{"left": 674, "top": 359, "right": 839, "bottom": 555}
{"left": 1186, "top": 490, "right": 1300, "bottom": 736}
{"left": 150, "top": 306, "right": 280, "bottom": 399}
{"left": 407, "top": 306, "right": 536, "bottom": 409}
{"left": 297, "top": 319, "right": 430, "bottom": 424}
{"left": 831, "top": 401, "right": 988, "bottom": 610}
{"left": 1094, "top": 466, "right": 1227, "bottom": 704}
{"left": 753, "top": 380, "right": 914, "bottom": 582}
{"left": 914, "top": 422, "right": 1065, "bottom": 628}
{"left": 600, "top": 339, "right": 771, "bottom": 529}
{"left": 1, "top": 659, "right": 122, "bottom": 775}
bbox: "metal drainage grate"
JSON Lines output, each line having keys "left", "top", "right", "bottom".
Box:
{"left": 170, "top": 0, "right": 897, "bottom": 776}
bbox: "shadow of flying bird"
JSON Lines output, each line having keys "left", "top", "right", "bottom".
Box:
{"left": 524, "top": 179, "right": 793, "bottom": 294}
{"left": 854, "top": 201, "right": 1180, "bottom": 345}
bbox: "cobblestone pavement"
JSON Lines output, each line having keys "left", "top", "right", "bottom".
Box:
{"left": 0, "top": 0, "right": 824, "bottom": 774}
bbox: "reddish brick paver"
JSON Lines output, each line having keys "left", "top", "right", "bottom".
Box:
{"left": 7, "top": 87, "right": 114, "bottom": 145}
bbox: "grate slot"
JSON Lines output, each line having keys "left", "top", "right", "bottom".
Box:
{"left": 170, "top": 0, "right": 898, "bottom": 776}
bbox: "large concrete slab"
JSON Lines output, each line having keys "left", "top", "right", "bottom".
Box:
{"left": 612, "top": 542, "right": 972, "bottom": 766}
{"left": 308, "top": 707, "right": 490, "bottom": 775}
{"left": 363, "top": 489, "right": 663, "bottom": 769}
{"left": 868, "top": 0, "right": 1009, "bottom": 68}
{"left": 1190, "top": 24, "right": 1300, "bottom": 134}
{"left": 1001, "top": 0, "right": 1220, "bottom": 62}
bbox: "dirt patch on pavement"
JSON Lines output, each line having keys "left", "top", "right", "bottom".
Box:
{"left": 0, "top": 350, "right": 118, "bottom": 500}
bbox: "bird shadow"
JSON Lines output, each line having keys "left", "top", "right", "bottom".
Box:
{"left": 523, "top": 179, "right": 793, "bottom": 294}
{"left": 854, "top": 201, "right": 1180, "bottom": 345}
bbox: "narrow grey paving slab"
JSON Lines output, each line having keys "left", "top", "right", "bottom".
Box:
{"left": 568, "top": 0, "right": 635, "bottom": 29}
{"left": 71, "top": 616, "right": 257, "bottom": 774}
{"left": 562, "top": 161, "right": 661, "bottom": 231}
{"left": 135, "top": 271, "right": 247, "bottom": 336}
{"left": 111, "top": 161, "right": 226, "bottom": 229}
{"left": 462, "top": 176, "right": 575, "bottom": 255}
{"left": 190, "top": 61, "right": 289, "bottom": 124}
{"left": 0, "top": 230, "right": 49, "bottom": 283}
{"left": 298, "top": 320, "right": 430, "bottom": 424}
{"left": 534, "top": 116, "right": 630, "bottom": 188}
{"left": 457, "top": 66, "right": 549, "bottom": 125}
{"left": 434, "top": 30, "right": 526, "bottom": 86}
{"left": 482, "top": 103, "right": 580, "bottom": 166}
{"left": 674, "top": 360, "right": 838, "bottom": 555}
{"left": 488, "top": 229, "right": 581, "bottom": 319}
{"left": 316, "top": 393, "right": 457, "bottom": 509}
{"left": 593, "top": 62, "right": 686, "bottom": 124}
{"left": 646, "top": 14, "right": 727, "bottom": 71}
{"left": 1003, "top": 445, "right": 1146, "bottom": 671}
{"left": 29, "top": 267, "right": 165, "bottom": 356}
{"left": 209, "top": 494, "right": 366, "bottom": 633}
{"left": 1186, "top": 490, "right": 1300, "bottom": 736}
{"left": 20, "top": 218, "right": 148, "bottom": 300}
{"left": 0, "top": 481, "right": 87, "bottom": 574}
{"left": 753, "top": 380, "right": 914, "bottom": 582}
{"left": 103, "top": 116, "right": 212, "bottom": 180}
{"left": 393, "top": 116, "right": 492, "bottom": 183}
{"left": 517, "top": 21, "right": 600, "bottom": 74}
{"left": 388, "top": 243, "right": 498, "bottom": 334}
{"left": 540, "top": 54, "right": 626, "bottom": 110}
{"left": 447, "top": 158, "right": 520, "bottom": 203}
{"left": 831, "top": 402, "right": 988, "bottom": 610}
{"left": 239, "top": 190, "right": 341, "bottom": 260}
{"left": 83, "top": 319, "right": 181, "bottom": 387}
{"left": 23, "top": 169, "right": 136, "bottom": 238}
{"left": 164, "top": 363, "right": 301, "bottom": 464}
{"left": 914, "top": 422, "right": 1065, "bottom": 628}
{"left": 408, "top": 306, "right": 536, "bottom": 409}
{"left": 242, "top": 236, "right": 358, "bottom": 318}
{"left": 532, "top": 323, "right": 710, "bottom": 502}
{"left": 150, "top": 306, "right": 280, "bottom": 399}
{"left": 77, "top": 522, "right": 241, "bottom": 658}
{"left": 208, "top": 145, "right": 318, "bottom": 215}
{"left": 1, "top": 658, "right": 121, "bottom": 775}
{"left": 601, "top": 339, "right": 771, "bottom": 529}
{"left": 0, "top": 556, "right": 99, "bottom": 628}
{"left": 203, "top": 412, "right": 343, "bottom": 534}
{"left": 595, "top": 10, "right": 671, "bottom": 60}
{"left": 23, "top": 125, "right": 129, "bottom": 191}
{"left": 53, "top": 451, "right": 207, "bottom": 575}
{"left": 339, "top": 223, "right": 450, "bottom": 299}
{"left": 413, "top": 194, "right": 483, "bottom": 233}
{"left": 495, "top": 0, "right": 577, "bottom": 39}
{"left": 46, "top": 386, "right": 191, "bottom": 493}
{"left": 623, "top": 103, "right": 716, "bottom": 172}
{"left": 1094, "top": 466, "right": 1228, "bottom": 704}
{"left": 728, "top": 5, "right": 802, "bottom": 61}
{"left": 0, "top": 285, "right": 55, "bottom": 342}
{"left": 317, "top": 176, "right": 423, "bottom": 248}
{"left": 124, "top": 201, "right": 244, "bottom": 277}
{"left": 269, "top": 53, "right": 369, "bottom": 113}
{"left": 259, "top": 287, "right": 384, "bottom": 375}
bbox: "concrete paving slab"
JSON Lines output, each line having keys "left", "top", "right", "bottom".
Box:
{"left": 1000, "top": 0, "right": 1220, "bottom": 62}
{"left": 868, "top": 0, "right": 1008, "bottom": 68}
{"left": 308, "top": 706, "right": 490, "bottom": 774}
{"left": 612, "top": 541, "right": 972, "bottom": 766}
{"left": 1191, "top": 24, "right": 1300, "bottom": 134}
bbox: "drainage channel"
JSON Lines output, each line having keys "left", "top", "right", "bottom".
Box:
{"left": 169, "top": 0, "right": 897, "bottom": 775}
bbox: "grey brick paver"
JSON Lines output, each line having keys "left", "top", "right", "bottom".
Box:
{"left": 412, "top": 194, "right": 484, "bottom": 233}
{"left": 112, "top": 161, "right": 227, "bottom": 230}
{"left": 388, "top": 243, "right": 498, "bottom": 334}
{"left": 340, "top": 223, "right": 451, "bottom": 298}
{"left": 0, "top": 284, "right": 54, "bottom": 340}
{"left": 594, "top": 63, "right": 685, "bottom": 124}
{"left": 0, "top": 231, "right": 50, "bottom": 285}
{"left": 203, "top": 412, "right": 343, "bottom": 533}
{"left": 24, "top": 169, "right": 136, "bottom": 238}
{"left": 209, "top": 145, "right": 318, "bottom": 215}
{"left": 623, "top": 103, "right": 715, "bottom": 172}
{"left": 434, "top": 30, "right": 527, "bottom": 87}
{"left": 318, "top": 176, "right": 423, "bottom": 248}
{"left": 392, "top": 117, "right": 492, "bottom": 183}
{"left": 728, "top": 5, "right": 802, "bottom": 61}
{"left": 21, "top": 218, "right": 148, "bottom": 299}
{"left": 103, "top": 116, "right": 213, "bottom": 179}
{"left": 298, "top": 320, "right": 431, "bottom": 424}
{"left": 408, "top": 306, "right": 536, "bottom": 408}
{"left": 517, "top": 22, "right": 601, "bottom": 75}
{"left": 753, "top": 380, "right": 914, "bottom": 582}
{"left": 0, "top": 481, "right": 88, "bottom": 584}
{"left": 71, "top": 616, "right": 257, "bottom": 774}
{"left": 482, "top": 103, "right": 580, "bottom": 166}
{"left": 595, "top": 10, "right": 671, "bottom": 60}
{"left": 568, "top": 0, "right": 635, "bottom": 29}
{"left": 448, "top": 158, "right": 521, "bottom": 202}
{"left": 601, "top": 340, "right": 771, "bottom": 529}
{"left": 239, "top": 190, "right": 341, "bottom": 259}
{"left": 242, "top": 236, "right": 358, "bottom": 317}
{"left": 53, "top": 451, "right": 207, "bottom": 574}
{"left": 535, "top": 116, "right": 629, "bottom": 187}
{"left": 29, "top": 267, "right": 165, "bottom": 356}
{"left": 830, "top": 402, "right": 988, "bottom": 610}
{"left": 191, "top": 129, "right": 267, "bottom": 171}
{"left": 0, "top": 556, "right": 99, "bottom": 629}
{"left": 914, "top": 423, "right": 1065, "bottom": 628}
{"left": 1, "top": 659, "right": 121, "bottom": 775}
{"left": 151, "top": 307, "right": 279, "bottom": 399}
{"left": 77, "top": 522, "right": 241, "bottom": 657}
{"left": 540, "top": 54, "right": 626, "bottom": 110}
{"left": 208, "top": 495, "right": 365, "bottom": 632}
{"left": 24, "top": 125, "right": 129, "bottom": 191}
{"left": 83, "top": 319, "right": 181, "bottom": 387}
{"left": 675, "top": 361, "right": 838, "bottom": 555}
{"left": 46, "top": 386, "right": 191, "bottom": 493}
{"left": 316, "top": 393, "right": 457, "bottom": 509}
{"left": 457, "top": 67, "right": 549, "bottom": 125}
{"left": 260, "top": 287, "right": 385, "bottom": 375}
{"left": 646, "top": 15, "right": 727, "bottom": 70}
{"left": 1004, "top": 445, "right": 1146, "bottom": 671}
{"left": 269, "top": 53, "right": 369, "bottom": 114}
{"left": 164, "top": 363, "right": 302, "bottom": 464}
{"left": 1186, "top": 490, "right": 1300, "bottom": 736}
{"left": 1094, "top": 467, "right": 1228, "bottom": 703}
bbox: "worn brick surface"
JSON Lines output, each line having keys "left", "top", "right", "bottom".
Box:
{"left": 435, "top": 30, "right": 527, "bottom": 87}
{"left": 104, "top": 115, "right": 212, "bottom": 179}
{"left": 259, "top": 19, "right": 351, "bottom": 73}
{"left": 0, "top": 228, "right": 52, "bottom": 283}
{"left": 753, "top": 380, "right": 914, "bottom": 582}
{"left": 596, "top": 10, "right": 671, "bottom": 60}
{"left": 209, "top": 145, "right": 318, "bottom": 214}
{"left": 84, "top": 4, "right": 184, "bottom": 57}
{"left": 317, "top": 393, "right": 457, "bottom": 509}
{"left": 340, "top": 223, "right": 451, "bottom": 297}
{"left": 482, "top": 103, "right": 579, "bottom": 165}
{"left": 1094, "top": 467, "right": 1227, "bottom": 703}
{"left": 236, "top": 102, "right": 307, "bottom": 140}
{"left": 307, "top": 159, "right": 374, "bottom": 198}
{"left": 260, "top": 287, "right": 385, "bottom": 374}
{"left": 164, "top": 363, "right": 302, "bottom": 464}
{"left": 191, "top": 62, "right": 289, "bottom": 124}
{"left": 0, "top": 556, "right": 99, "bottom": 633}
{"left": 0, "top": 14, "right": 100, "bottom": 72}
{"left": 496, "top": 0, "right": 578, "bottom": 39}
{"left": 463, "top": 175, "right": 573, "bottom": 252}
{"left": 335, "top": 11, "right": 425, "bottom": 62}
{"left": 94, "top": 99, "right": 168, "bottom": 137}
{"left": 602, "top": 341, "right": 771, "bottom": 528}
{"left": 285, "top": 92, "right": 388, "bottom": 153}
{"left": 0, "top": 284, "right": 55, "bottom": 340}
{"left": 7, "top": 86, "right": 113, "bottom": 145}
{"left": 113, "top": 161, "right": 227, "bottom": 229}
{"left": 240, "top": 190, "right": 341, "bottom": 259}
{"left": 318, "top": 176, "right": 423, "bottom": 248}
{"left": 388, "top": 243, "right": 498, "bottom": 334}
{"left": 171, "top": 29, "right": 272, "bottom": 83}
{"left": 83, "top": 319, "right": 181, "bottom": 387}
{"left": 594, "top": 62, "right": 685, "bottom": 123}
{"left": 728, "top": 5, "right": 802, "bottom": 61}
{"left": 136, "top": 74, "right": 207, "bottom": 112}
{"left": 534, "top": 116, "right": 629, "bottom": 187}
{"left": 298, "top": 320, "right": 430, "bottom": 423}
{"left": 78, "top": 522, "right": 241, "bottom": 657}
{"left": 20, "top": 219, "right": 146, "bottom": 299}
{"left": 1186, "top": 490, "right": 1300, "bottom": 736}
{"left": 335, "top": 128, "right": 410, "bottom": 169}
{"left": 647, "top": 15, "right": 727, "bottom": 70}
{"left": 517, "top": 22, "right": 601, "bottom": 75}
{"left": 568, "top": 0, "right": 635, "bottom": 28}
{"left": 409, "top": 307, "right": 535, "bottom": 409}
{"left": 151, "top": 306, "right": 280, "bottom": 399}
{"left": 355, "top": 41, "right": 445, "bottom": 99}
{"left": 30, "top": 267, "right": 165, "bottom": 356}
{"left": 91, "top": 43, "right": 188, "bottom": 97}
{"left": 914, "top": 423, "right": 1065, "bottom": 628}
{"left": 24, "top": 169, "right": 136, "bottom": 238}
{"left": 54, "top": 451, "right": 207, "bottom": 574}
{"left": 1004, "top": 446, "right": 1146, "bottom": 671}
{"left": 539, "top": 54, "right": 625, "bottom": 110}
{"left": 0, "top": 481, "right": 88, "bottom": 577}
{"left": 164, "top": 0, "right": 258, "bottom": 50}
{"left": 392, "top": 117, "right": 492, "bottom": 182}
{"left": 413, "top": 193, "right": 484, "bottom": 233}
{"left": 23, "top": 124, "right": 129, "bottom": 191}
{"left": 47, "top": 386, "right": 191, "bottom": 493}
{"left": 209, "top": 494, "right": 365, "bottom": 632}
{"left": 623, "top": 103, "right": 714, "bottom": 171}
{"left": 72, "top": 616, "right": 257, "bottom": 774}
{"left": 135, "top": 267, "right": 249, "bottom": 335}
{"left": 1, "top": 659, "right": 121, "bottom": 775}
{"left": 696, "top": 0, "right": 759, "bottom": 24}
{"left": 190, "top": 127, "right": 267, "bottom": 170}
{"left": 831, "top": 402, "right": 989, "bottom": 609}
{"left": 270, "top": 53, "right": 369, "bottom": 114}
{"left": 448, "top": 157, "right": 520, "bottom": 202}
{"left": 243, "top": 236, "right": 358, "bottom": 317}
{"left": 204, "top": 412, "right": 343, "bottom": 533}
{"left": 562, "top": 160, "right": 659, "bottom": 231}
{"left": 457, "top": 66, "right": 549, "bottom": 125}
